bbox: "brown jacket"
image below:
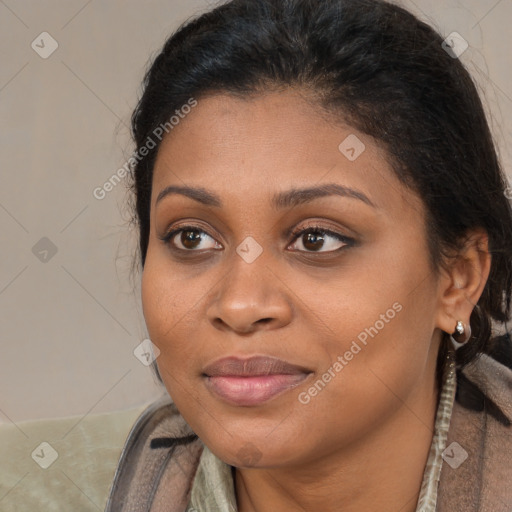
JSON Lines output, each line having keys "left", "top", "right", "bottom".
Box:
{"left": 105, "top": 343, "right": 512, "bottom": 512}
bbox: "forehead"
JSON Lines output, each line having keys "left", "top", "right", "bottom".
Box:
{"left": 151, "top": 90, "right": 422, "bottom": 218}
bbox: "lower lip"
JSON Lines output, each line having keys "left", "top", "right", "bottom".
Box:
{"left": 204, "top": 373, "right": 310, "bottom": 406}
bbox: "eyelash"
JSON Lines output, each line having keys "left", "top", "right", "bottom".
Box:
{"left": 160, "top": 222, "right": 354, "bottom": 254}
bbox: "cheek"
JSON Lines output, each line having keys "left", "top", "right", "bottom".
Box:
{"left": 141, "top": 259, "right": 209, "bottom": 407}
{"left": 304, "top": 254, "right": 439, "bottom": 409}
{"left": 141, "top": 257, "right": 198, "bottom": 363}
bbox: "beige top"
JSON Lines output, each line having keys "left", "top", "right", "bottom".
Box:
{"left": 186, "top": 346, "right": 457, "bottom": 512}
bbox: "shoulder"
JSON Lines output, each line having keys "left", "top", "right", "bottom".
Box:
{"left": 438, "top": 334, "right": 512, "bottom": 511}
{"left": 457, "top": 333, "right": 512, "bottom": 426}
{"left": 105, "top": 394, "right": 203, "bottom": 512}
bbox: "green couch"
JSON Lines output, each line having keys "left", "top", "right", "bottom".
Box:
{"left": 0, "top": 403, "right": 150, "bottom": 511}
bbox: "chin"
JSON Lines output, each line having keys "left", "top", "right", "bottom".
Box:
{"left": 201, "top": 424, "right": 309, "bottom": 469}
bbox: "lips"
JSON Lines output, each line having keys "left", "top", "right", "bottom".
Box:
{"left": 203, "top": 355, "right": 311, "bottom": 377}
{"left": 202, "top": 356, "right": 312, "bottom": 406}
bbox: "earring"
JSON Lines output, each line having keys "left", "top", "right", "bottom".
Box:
{"left": 452, "top": 320, "right": 471, "bottom": 344}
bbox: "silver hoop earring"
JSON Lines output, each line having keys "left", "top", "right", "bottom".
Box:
{"left": 452, "top": 320, "right": 471, "bottom": 344}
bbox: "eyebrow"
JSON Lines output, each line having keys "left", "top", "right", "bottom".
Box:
{"left": 155, "top": 183, "right": 376, "bottom": 209}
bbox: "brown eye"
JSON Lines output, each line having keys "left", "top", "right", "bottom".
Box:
{"left": 302, "top": 231, "right": 327, "bottom": 251}
{"left": 161, "top": 226, "right": 221, "bottom": 251}
{"left": 179, "top": 229, "right": 204, "bottom": 250}
{"left": 288, "top": 226, "right": 352, "bottom": 253}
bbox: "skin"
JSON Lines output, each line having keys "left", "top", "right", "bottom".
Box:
{"left": 141, "top": 89, "right": 491, "bottom": 512}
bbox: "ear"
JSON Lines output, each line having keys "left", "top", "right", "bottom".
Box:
{"left": 435, "top": 228, "right": 491, "bottom": 336}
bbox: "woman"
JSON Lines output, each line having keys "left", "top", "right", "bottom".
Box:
{"left": 105, "top": 0, "right": 512, "bottom": 510}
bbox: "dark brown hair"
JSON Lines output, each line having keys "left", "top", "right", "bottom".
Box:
{"left": 129, "top": 0, "right": 512, "bottom": 374}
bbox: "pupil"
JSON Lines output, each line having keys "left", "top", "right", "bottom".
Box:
{"left": 182, "top": 230, "right": 201, "bottom": 249}
{"left": 304, "top": 232, "right": 324, "bottom": 251}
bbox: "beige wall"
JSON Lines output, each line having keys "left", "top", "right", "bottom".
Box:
{"left": 1, "top": 0, "right": 510, "bottom": 424}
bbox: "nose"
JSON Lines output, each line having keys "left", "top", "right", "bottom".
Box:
{"left": 206, "top": 255, "right": 293, "bottom": 335}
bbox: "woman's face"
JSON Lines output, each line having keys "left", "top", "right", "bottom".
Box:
{"left": 142, "top": 90, "right": 446, "bottom": 468}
